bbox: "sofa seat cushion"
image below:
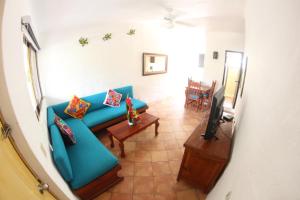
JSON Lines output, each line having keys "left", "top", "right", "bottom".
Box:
{"left": 82, "top": 98, "right": 147, "bottom": 128}
{"left": 64, "top": 118, "right": 118, "bottom": 189}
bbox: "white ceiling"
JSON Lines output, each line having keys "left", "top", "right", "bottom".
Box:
{"left": 31, "top": 0, "right": 245, "bottom": 33}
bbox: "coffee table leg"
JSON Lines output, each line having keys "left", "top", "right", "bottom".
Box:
{"left": 119, "top": 142, "right": 125, "bottom": 158}
{"left": 109, "top": 133, "right": 114, "bottom": 148}
{"left": 155, "top": 120, "right": 159, "bottom": 136}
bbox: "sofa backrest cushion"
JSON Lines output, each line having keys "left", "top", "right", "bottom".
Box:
{"left": 47, "top": 85, "right": 134, "bottom": 125}
{"left": 114, "top": 85, "right": 133, "bottom": 101}
{"left": 80, "top": 91, "right": 107, "bottom": 112}
{"left": 47, "top": 107, "right": 56, "bottom": 127}
{"left": 80, "top": 85, "right": 134, "bottom": 112}
{"left": 51, "top": 102, "right": 71, "bottom": 119}
{"left": 50, "top": 125, "right": 73, "bottom": 182}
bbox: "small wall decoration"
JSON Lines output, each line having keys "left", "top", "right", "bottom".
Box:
{"left": 78, "top": 37, "right": 88, "bottom": 47}
{"left": 127, "top": 29, "right": 136, "bottom": 36}
{"left": 213, "top": 51, "right": 219, "bottom": 59}
{"left": 143, "top": 53, "right": 168, "bottom": 76}
{"left": 102, "top": 33, "right": 112, "bottom": 41}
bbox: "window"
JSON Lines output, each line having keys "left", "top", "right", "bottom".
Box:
{"left": 22, "top": 16, "right": 43, "bottom": 118}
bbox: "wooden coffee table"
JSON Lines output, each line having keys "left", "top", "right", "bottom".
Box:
{"left": 107, "top": 112, "right": 159, "bottom": 158}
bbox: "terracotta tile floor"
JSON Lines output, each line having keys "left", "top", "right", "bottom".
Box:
{"left": 94, "top": 97, "right": 207, "bottom": 200}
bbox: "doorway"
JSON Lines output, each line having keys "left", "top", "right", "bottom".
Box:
{"left": 222, "top": 50, "right": 244, "bottom": 109}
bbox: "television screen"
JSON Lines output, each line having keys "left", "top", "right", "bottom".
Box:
{"left": 203, "top": 86, "right": 225, "bottom": 140}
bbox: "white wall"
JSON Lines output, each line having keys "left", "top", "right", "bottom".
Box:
{"left": 1, "top": 0, "right": 77, "bottom": 199}
{"left": 207, "top": 0, "right": 300, "bottom": 199}
{"left": 203, "top": 31, "right": 244, "bottom": 89}
{"left": 39, "top": 23, "right": 206, "bottom": 105}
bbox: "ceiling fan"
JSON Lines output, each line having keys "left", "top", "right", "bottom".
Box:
{"left": 163, "top": 8, "right": 195, "bottom": 28}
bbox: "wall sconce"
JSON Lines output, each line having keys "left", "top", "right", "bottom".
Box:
{"left": 213, "top": 51, "right": 218, "bottom": 59}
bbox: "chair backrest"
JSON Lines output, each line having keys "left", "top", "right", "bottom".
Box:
{"left": 187, "top": 78, "right": 201, "bottom": 96}
{"left": 208, "top": 80, "right": 217, "bottom": 99}
{"left": 188, "top": 78, "right": 201, "bottom": 89}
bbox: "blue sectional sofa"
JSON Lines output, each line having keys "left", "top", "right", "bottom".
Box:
{"left": 47, "top": 86, "right": 148, "bottom": 200}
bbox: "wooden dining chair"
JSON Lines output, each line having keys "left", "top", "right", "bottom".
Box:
{"left": 185, "top": 78, "right": 202, "bottom": 111}
{"left": 201, "top": 80, "right": 217, "bottom": 109}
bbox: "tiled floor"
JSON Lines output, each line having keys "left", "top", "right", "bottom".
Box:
{"left": 94, "top": 96, "right": 207, "bottom": 200}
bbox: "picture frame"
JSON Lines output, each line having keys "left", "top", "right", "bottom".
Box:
{"left": 142, "top": 53, "right": 168, "bottom": 76}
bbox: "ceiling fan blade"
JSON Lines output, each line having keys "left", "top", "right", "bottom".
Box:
{"left": 162, "top": 19, "right": 174, "bottom": 29}
{"left": 163, "top": 16, "right": 173, "bottom": 21}
{"left": 175, "top": 20, "right": 195, "bottom": 27}
{"left": 159, "top": 3, "right": 182, "bottom": 15}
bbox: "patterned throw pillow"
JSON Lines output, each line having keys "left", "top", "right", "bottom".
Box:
{"left": 54, "top": 115, "right": 76, "bottom": 145}
{"left": 103, "top": 89, "right": 122, "bottom": 107}
{"left": 64, "top": 96, "right": 90, "bottom": 119}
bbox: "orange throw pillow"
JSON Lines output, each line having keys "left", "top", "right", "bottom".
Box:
{"left": 64, "top": 96, "right": 90, "bottom": 119}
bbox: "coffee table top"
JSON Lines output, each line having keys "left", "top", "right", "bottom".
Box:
{"left": 107, "top": 112, "right": 159, "bottom": 142}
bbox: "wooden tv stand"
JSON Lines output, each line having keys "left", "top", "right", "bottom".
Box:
{"left": 177, "top": 113, "right": 233, "bottom": 193}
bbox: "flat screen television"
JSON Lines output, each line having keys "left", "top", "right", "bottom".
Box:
{"left": 202, "top": 86, "right": 225, "bottom": 140}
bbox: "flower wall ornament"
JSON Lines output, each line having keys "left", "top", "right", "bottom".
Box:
{"left": 127, "top": 29, "right": 136, "bottom": 36}
{"left": 78, "top": 37, "right": 88, "bottom": 47}
{"left": 102, "top": 33, "right": 112, "bottom": 41}
{"left": 79, "top": 30, "right": 135, "bottom": 45}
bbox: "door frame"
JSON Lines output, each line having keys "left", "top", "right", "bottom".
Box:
{"left": 222, "top": 50, "right": 244, "bottom": 108}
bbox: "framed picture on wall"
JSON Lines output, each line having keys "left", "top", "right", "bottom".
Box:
{"left": 142, "top": 53, "right": 168, "bottom": 76}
